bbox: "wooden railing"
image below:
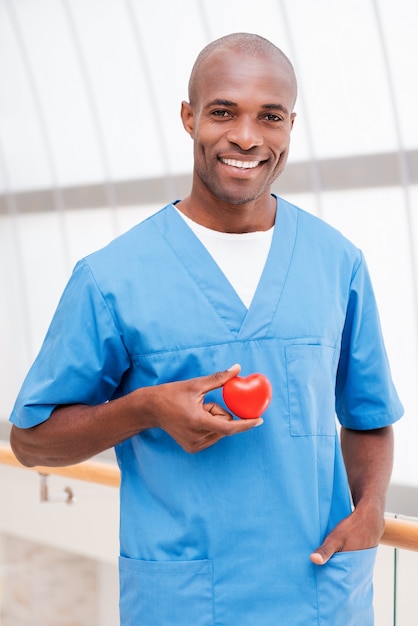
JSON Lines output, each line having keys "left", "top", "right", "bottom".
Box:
{"left": 0, "top": 443, "right": 120, "bottom": 487}
{"left": 1, "top": 443, "right": 417, "bottom": 551}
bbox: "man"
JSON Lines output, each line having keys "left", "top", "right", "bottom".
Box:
{"left": 10, "top": 33, "right": 403, "bottom": 625}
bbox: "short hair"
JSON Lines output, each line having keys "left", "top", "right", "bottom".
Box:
{"left": 188, "top": 32, "right": 297, "bottom": 104}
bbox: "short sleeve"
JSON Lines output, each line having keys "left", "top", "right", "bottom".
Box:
{"left": 10, "top": 259, "right": 131, "bottom": 428}
{"left": 335, "top": 253, "right": 403, "bottom": 429}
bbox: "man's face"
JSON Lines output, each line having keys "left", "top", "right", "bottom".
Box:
{"left": 182, "top": 49, "right": 296, "bottom": 206}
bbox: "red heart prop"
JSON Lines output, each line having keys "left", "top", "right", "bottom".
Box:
{"left": 222, "top": 373, "right": 272, "bottom": 419}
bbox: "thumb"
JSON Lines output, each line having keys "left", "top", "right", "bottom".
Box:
{"left": 310, "top": 540, "right": 339, "bottom": 566}
{"left": 310, "top": 549, "right": 328, "bottom": 566}
{"left": 200, "top": 363, "right": 241, "bottom": 393}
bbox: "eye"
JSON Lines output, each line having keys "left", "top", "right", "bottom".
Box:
{"left": 262, "top": 113, "right": 283, "bottom": 122}
{"left": 212, "top": 109, "right": 232, "bottom": 118}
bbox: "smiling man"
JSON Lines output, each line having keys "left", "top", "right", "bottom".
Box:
{"left": 10, "top": 33, "right": 403, "bottom": 625}
{"left": 180, "top": 37, "right": 297, "bottom": 228}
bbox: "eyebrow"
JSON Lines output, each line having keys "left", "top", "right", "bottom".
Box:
{"left": 205, "top": 99, "right": 289, "bottom": 116}
{"left": 262, "top": 103, "right": 290, "bottom": 115}
{"left": 206, "top": 99, "right": 237, "bottom": 109}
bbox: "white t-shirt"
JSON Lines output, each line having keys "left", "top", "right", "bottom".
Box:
{"left": 176, "top": 209, "right": 274, "bottom": 308}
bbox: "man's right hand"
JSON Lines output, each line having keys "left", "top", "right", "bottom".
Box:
{"left": 144, "top": 364, "right": 263, "bottom": 453}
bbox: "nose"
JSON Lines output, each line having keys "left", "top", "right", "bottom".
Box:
{"left": 226, "top": 116, "right": 263, "bottom": 151}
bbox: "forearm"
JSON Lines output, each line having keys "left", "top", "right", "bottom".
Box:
{"left": 10, "top": 388, "right": 156, "bottom": 467}
{"left": 10, "top": 366, "right": 262, "bottom": 467}
{"left": 340, "top": 425, "right": 394, "bottom": 515}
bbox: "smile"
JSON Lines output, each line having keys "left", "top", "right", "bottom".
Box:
{"left": 220, "top": 158, "right": 261, "bottom": 169}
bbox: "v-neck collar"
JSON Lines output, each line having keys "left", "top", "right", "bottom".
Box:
{"left": 152, "top": 196, "right": 299, "bottom": 340}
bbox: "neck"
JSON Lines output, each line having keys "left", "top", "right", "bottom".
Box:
{"left": 177, "top": 190, "right": 276, "bottom": 234}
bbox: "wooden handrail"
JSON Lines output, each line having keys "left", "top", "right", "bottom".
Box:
{"left": 1, "top": 443, "right": 417, "bottom": 551}
{"left": 380, "top": 516, "right": 418, "bottom": 552}
{"left": 0, "top": 443, "right": 120, "bottom": 487}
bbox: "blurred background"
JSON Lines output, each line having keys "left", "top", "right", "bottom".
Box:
{"left": 0, "top": 0, "right": 417, "bottom": 624}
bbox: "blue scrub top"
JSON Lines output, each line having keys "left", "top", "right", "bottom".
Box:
{"left": 11, "top": 198, "right": 403, "bottom": 625}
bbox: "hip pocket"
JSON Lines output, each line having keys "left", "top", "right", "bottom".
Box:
{"left": 119, "top": 557, "right": 214, "bottom": 626}
{"left": 315, "top": 547, "right": 377, "bottom": 626}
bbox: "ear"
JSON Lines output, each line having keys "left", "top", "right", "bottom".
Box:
{"left": 181, "top": 101, "right": 195, "bottom": 137}
{"left": 290, "top": 112, "right": 297, "bottom": 130}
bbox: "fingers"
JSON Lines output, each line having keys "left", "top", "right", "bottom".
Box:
{"left": 198, "top": 363, "right": 241, "bottom": 393}
{"left": 202, "top": 402, "right": 263, "bottom": 434}
{"left": 177, "top": 404, "right": 262, "bottom": 454}
{"left": 181, "top": 417, "right": 262, "bottom": 453}
{"left": 179, "top": 431, "right": 224, "bottom": 454}
{"left": 215, "top": 414, "right": 264, "bottom": 434}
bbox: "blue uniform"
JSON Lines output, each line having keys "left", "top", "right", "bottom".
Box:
{"left": 11, "top": 198, "right": 403, "bottom": 625}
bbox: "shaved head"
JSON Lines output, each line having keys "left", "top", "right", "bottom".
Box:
{"left": 180, "top": 31, "right": 298, "bottom": 216}
{"left": 188, "top": 33, "right": 297, "bottom": 107}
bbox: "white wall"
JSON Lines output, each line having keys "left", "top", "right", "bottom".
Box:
{"left": 1, "top": 2, "right": 417, "bottom": 491}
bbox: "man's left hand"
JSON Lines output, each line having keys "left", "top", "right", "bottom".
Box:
{"left": 310, "top": 503, "right": 385, "bottom": 565}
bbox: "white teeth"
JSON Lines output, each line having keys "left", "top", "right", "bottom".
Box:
{"left": 221, "top": 158, "right": 259, "bottom": 169}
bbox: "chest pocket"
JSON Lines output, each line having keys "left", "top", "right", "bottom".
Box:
{"left": 286, "top": 344, "right": 338, "bottom": 436}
